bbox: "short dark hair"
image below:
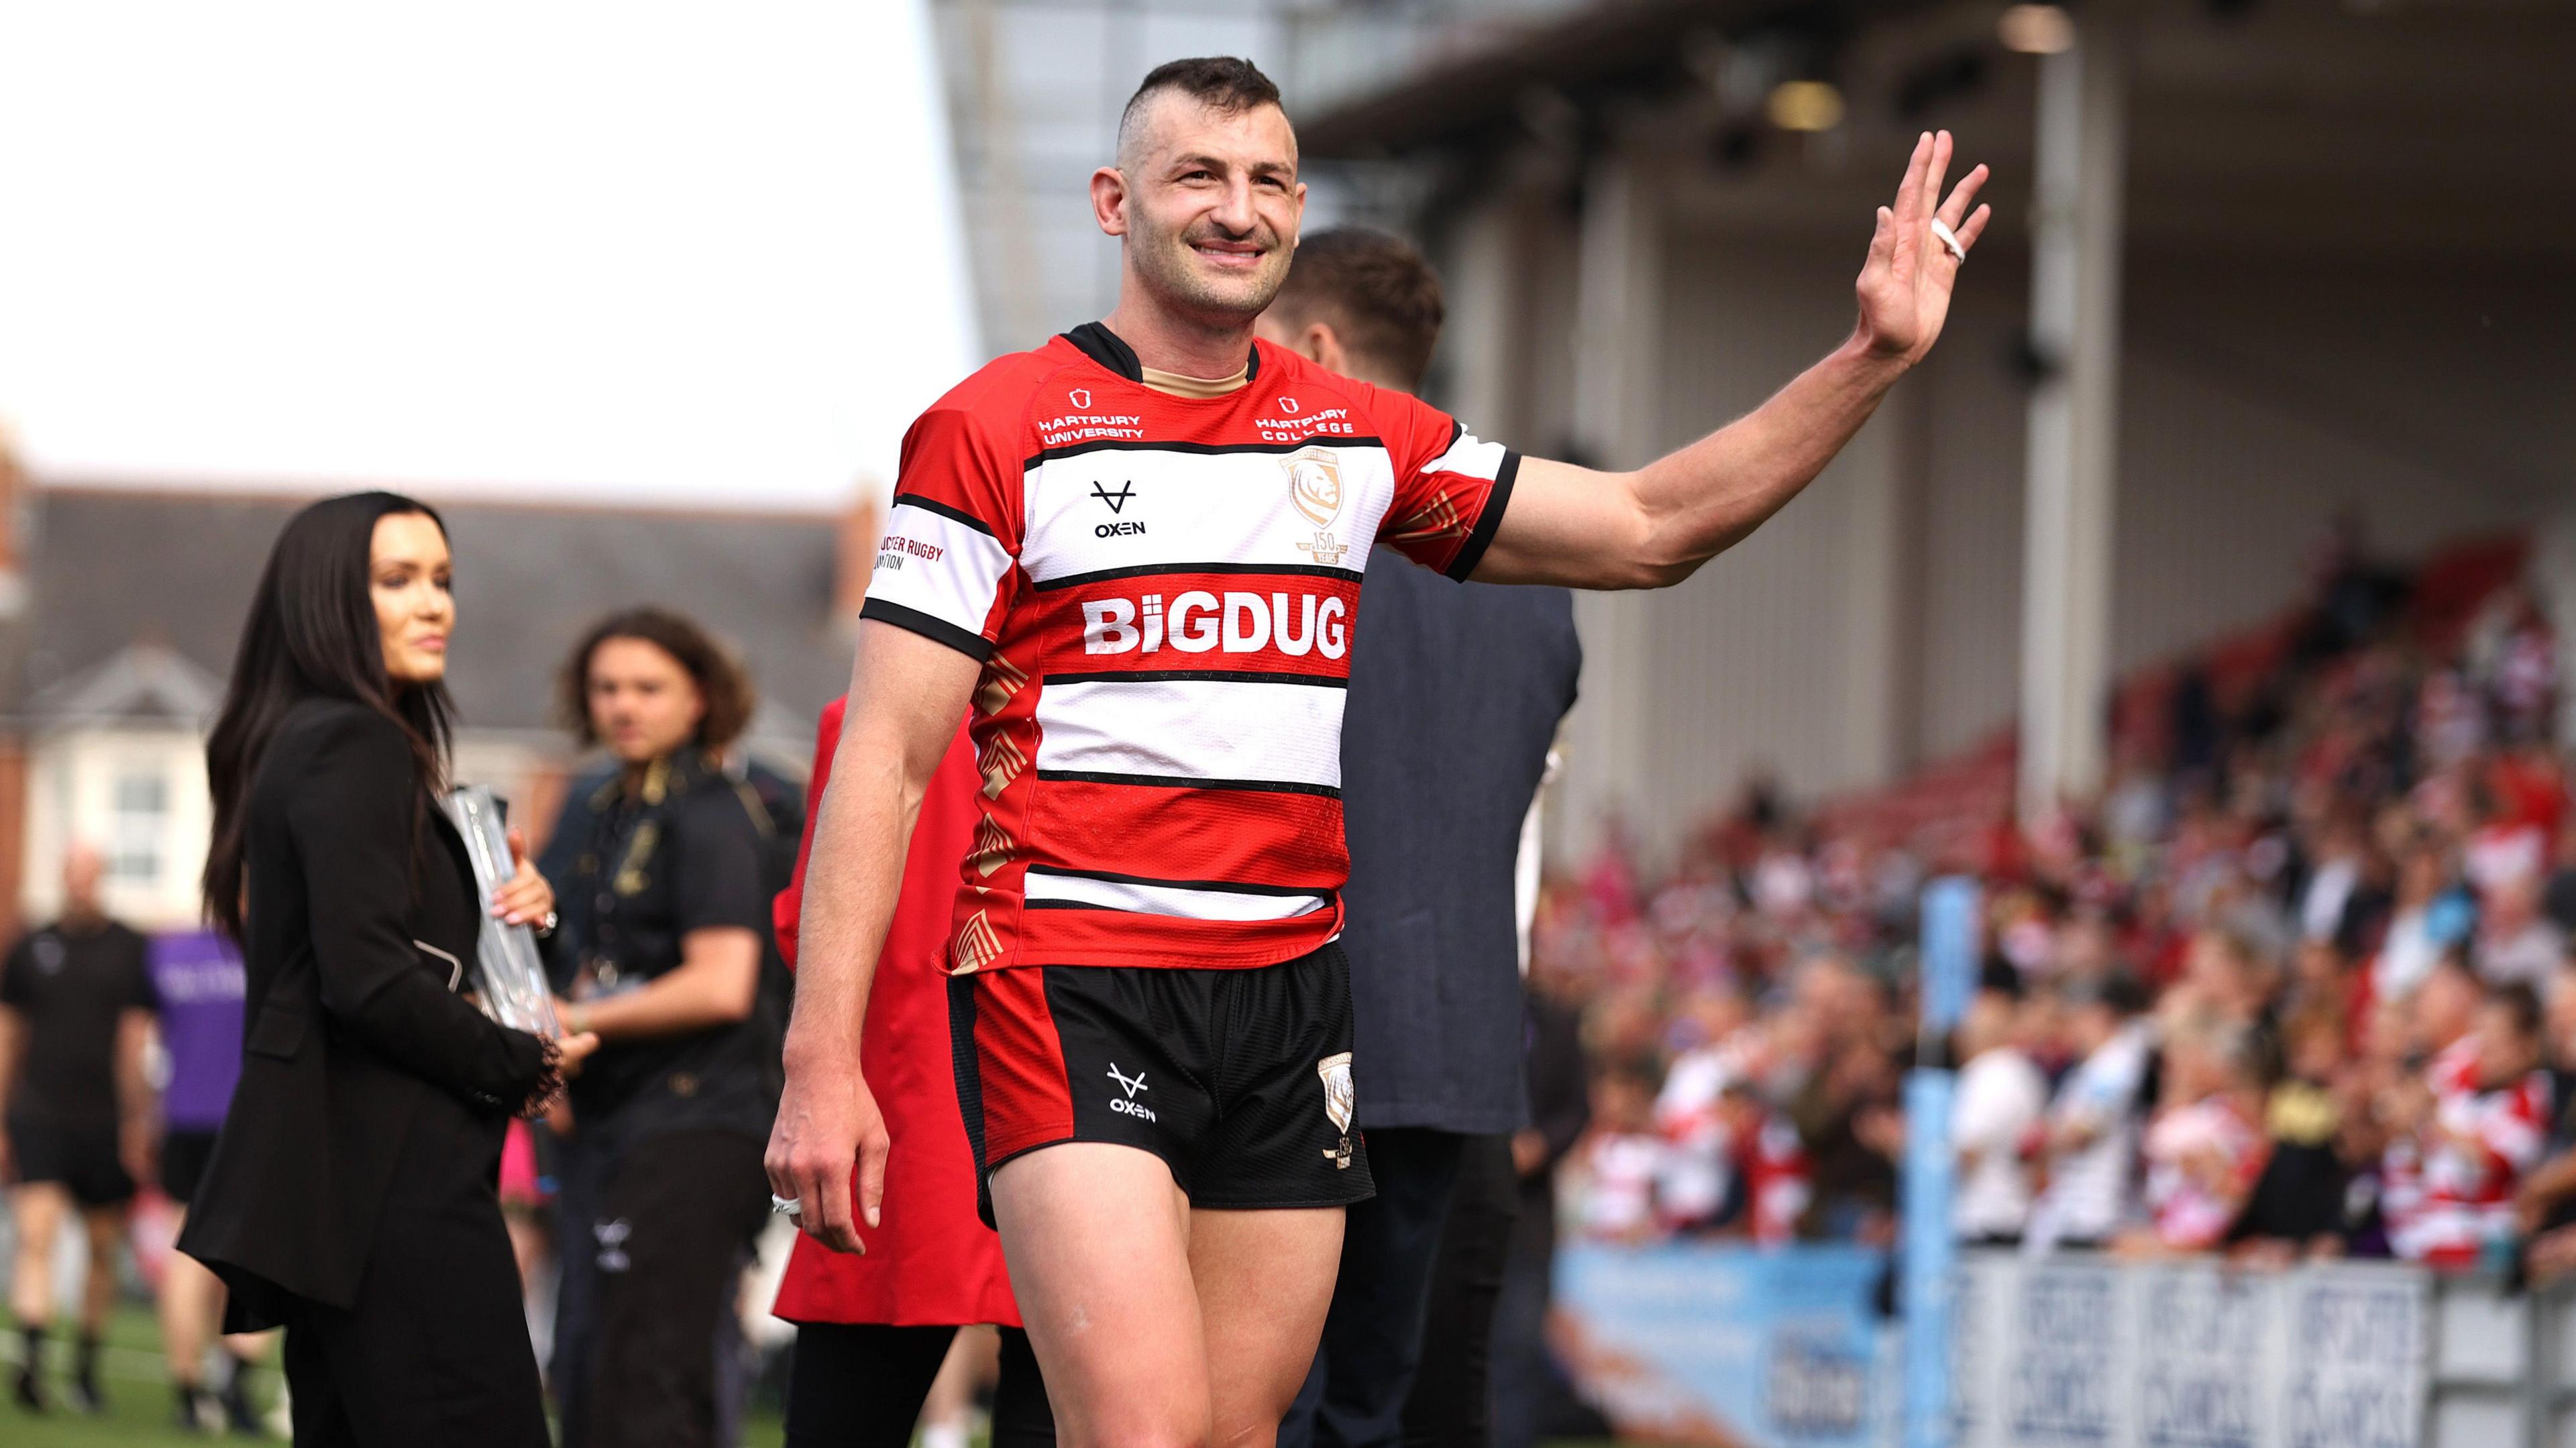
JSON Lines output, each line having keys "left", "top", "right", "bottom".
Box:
{"left": 557, "top": 607, "right": 756, "bottom": 753}
{"left": 1118, "top": 56, "right": 1283, "bottom": 162}
{"left": 1269, "top": 228, "right": 1446, "bottom": 390}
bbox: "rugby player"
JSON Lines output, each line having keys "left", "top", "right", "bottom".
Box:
{"left": 769, "top": 55, "right": 1988, "bottom": 1447}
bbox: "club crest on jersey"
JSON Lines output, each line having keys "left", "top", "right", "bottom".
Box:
{"left": 1284, "top": 447, "right": 1349, "bottom": 565}
{"left": 1069, "top": 387, "right": 1091, "bottom": 409}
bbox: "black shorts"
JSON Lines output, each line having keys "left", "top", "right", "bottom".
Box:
{"left": 5, "top": 1117, "right": 135, "bottom": 1207}
{"left": 161, "top": 1128, "right": 221, "bottom": 1205}
{"left": 948, "top": 941, "right": 1375, "bottom": 1223}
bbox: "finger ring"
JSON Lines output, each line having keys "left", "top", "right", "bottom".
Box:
{"left": 770, "top": 1194, "right": 803, "bottom": 1217}
{"left": 1931, "top": 218, "right": 1966, "bottom": 262}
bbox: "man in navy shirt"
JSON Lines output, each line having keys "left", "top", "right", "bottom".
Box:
{"left": 1258, "top": 229, "right": 1582, "bottom": 1448}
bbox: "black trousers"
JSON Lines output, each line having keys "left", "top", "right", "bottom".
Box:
{"left": 1279, "top": 1128, "right": 1466, "bottom": 1448}
{"left": 1403, "top": 1133, "right": 1519, "bottom": 1448}
{"left": 557, "top": 1129, "right": 771, "bottom": 1448}
{"left": 786, "top": 1322, "right": 1055, "bottom": 1447}
{"left": 280, "top": 1101, "right": 548, "bottom": 1448}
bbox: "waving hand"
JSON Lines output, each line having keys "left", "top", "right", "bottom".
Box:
{"left": 1854, "top": 129, "right": 1991, "bottom": 366}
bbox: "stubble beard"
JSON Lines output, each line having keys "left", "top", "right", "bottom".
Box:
{"left": 1130, "top": 211, "right": 1290, "bottom": 329}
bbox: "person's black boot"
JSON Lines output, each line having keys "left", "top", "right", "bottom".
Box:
{"left": 13, "top": 1326, "right": 44, "bottom": 1411}
{"left": 219, "top": 1357, "right": 260, "bottom": 1434}
{"left": 66, "top": 1334, "right": 104, "bottom": 1414}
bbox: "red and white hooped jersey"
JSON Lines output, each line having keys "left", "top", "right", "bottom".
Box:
{"left": 861, "top": 324, "right": 1519, "bottom": 973}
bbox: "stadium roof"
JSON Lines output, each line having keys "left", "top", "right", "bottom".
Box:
{"left": 1301, "top": 0, "right": 2576, "bottom": 256}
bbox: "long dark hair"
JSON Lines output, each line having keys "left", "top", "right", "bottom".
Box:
{"left": 203, "top": 492, "right": 457, "bottom": 941}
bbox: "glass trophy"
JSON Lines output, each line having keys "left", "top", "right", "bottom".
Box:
{"left": 439, "top": 785, "right": 561, "bottom": 1039}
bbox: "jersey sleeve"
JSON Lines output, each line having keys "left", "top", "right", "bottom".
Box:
{"left": 1368, "top": 386, "right": 1520, "bottom": 581}
{"left": 859, "top": 404, "right": 1024, "bottom": 660}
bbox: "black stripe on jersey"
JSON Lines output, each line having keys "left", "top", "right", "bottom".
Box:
{"left": 1034, "top": 768, "right": 1341, "bottom": 799}
{"left": 1444, "top": 448, "right": 1523, "bottom": 583}
{"left": 889, "top": 492, "right": 1000, "bottom": 538}
{"left": 1024, "top": 436, "right": 1390, "bottom": 469}
{"left": 1026, "top": 865, "right": 1334, "bottom": 899}
{"left": 859, "top": 598, "right": 996, "bottom": 661}
{"left": 1042, "top": 670, "right": 1350, "bottom": 688}
{"left": 1032, "top": 560, "right": 1364, "bottom": 593}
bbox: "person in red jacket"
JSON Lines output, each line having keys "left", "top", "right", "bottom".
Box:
{"left": 770, "top": 699, "right": 1052, "bottom": 1447}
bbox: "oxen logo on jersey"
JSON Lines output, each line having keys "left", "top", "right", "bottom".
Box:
{"left": 1285, "top": 447, "right": 1350, "bottom": 566}
{"left": 1069, "top": 387, "right": 1091, "bottom": 409}
{"left": 1318, "top": 1051, "right": 1356, "bottom": 1169}
{"left": 1091, "top": 480, "right": 1135, "bottom": 514}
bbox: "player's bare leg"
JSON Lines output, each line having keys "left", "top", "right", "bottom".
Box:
{"left": 994, "top": 1144, "right": 1212, "bottom": 1448}
{"left": 9, "top": 1182, "right": 67, "bottom": 1329}
{"left": 1189, "top": 1205, "right": 1343, "bottom": 1447}
{"left": 78, "top": 1206, "right": 122, "bottom": 1341}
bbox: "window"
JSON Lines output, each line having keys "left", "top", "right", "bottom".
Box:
{"left": 109, "top": 770, "right": 168, "bottom": 886}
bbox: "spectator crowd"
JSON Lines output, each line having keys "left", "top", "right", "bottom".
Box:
{"left": 1541, "top": 539, "right": 2576, "bottom": 1280}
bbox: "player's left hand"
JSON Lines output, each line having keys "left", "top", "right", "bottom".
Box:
{"left": 1853, "top": 129, "right": 1990, "bottom": 367}
{"left": 493, "top": 826, "right": 556, "bottom": 928}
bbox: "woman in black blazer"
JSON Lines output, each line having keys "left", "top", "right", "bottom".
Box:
{"left": 178, "top": 492, "right": 596, "bottom": 1447}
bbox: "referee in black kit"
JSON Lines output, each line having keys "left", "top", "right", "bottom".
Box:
{"left": 539, "top": 608, "right": 780, "bottom": 1448}
{"left": 1258, "top": 230, "right": 1583, "bottom": 1448}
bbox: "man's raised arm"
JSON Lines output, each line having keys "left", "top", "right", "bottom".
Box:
{"left": 765, "top": 619, "right": 981, "bottom": 1254}
{"left": 1473, "top": 131, "right": 1990, "bottom": 591}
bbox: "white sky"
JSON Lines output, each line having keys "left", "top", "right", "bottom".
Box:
{"left": 0, "top": 3, "right": 977, "bottom": 511}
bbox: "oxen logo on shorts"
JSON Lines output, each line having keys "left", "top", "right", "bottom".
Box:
{"left": 1106, "top": 1063, "right": 1158, "bottom": 1123}
{"left": 1318, "top": 1052, "right": 1355, "bottom": 1170}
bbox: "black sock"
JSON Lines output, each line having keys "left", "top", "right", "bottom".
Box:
{"left": 74, "top": 1333, "right": 99, "bottom": 1382}
{"left": 17, "top": 1325, "right": 40, "bottom": 1372}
